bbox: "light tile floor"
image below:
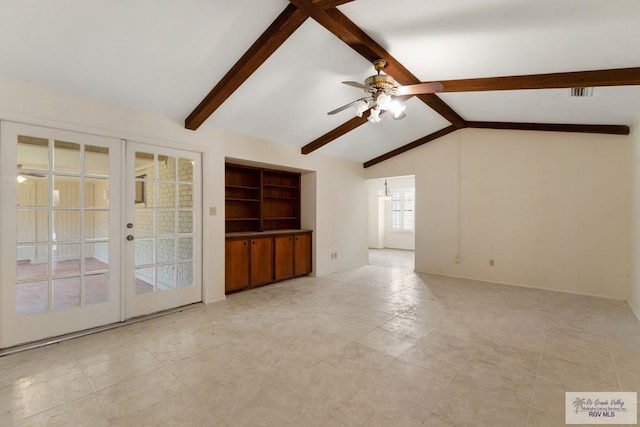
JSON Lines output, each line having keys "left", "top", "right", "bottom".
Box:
{"left": 1, "top": 249, "right": 639, "bottom": 426}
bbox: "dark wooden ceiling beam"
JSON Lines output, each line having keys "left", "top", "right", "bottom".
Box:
{"left": 185, "top": 0, "right": 354, "bottom": 130}
{"left": 289, "top": 0, "right": 466, "bottom": 128}
{"left": 185, "top": 5, "right": 306, "bottom": 130}
{"left": 466, "top": 121, "right": 630, "bottom": 135}
{"left": 302, "top": 115, "right": 368, "bottom": 154}
{"left": 434, "top": 67, "right": 640, "bottom": 92}
{"left": 363, "top": 125, "right": 460, "bottom": 168}
{"left": 301, "top": 95, "right": 412, "bottom": 154}
{"left": 363, "top": 120, "right": 629, "bottom": 168}
{"left": 311, "top": 0, "right": 355, "bottom": 7}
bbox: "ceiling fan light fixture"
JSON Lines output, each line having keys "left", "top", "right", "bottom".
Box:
{"left": 331, "top": 59, "right": 443, "bottom": 124}
{"left": 354, "top": 99, "right": 369, "bottom": 117}
{"left": 367, "top": 108, "right": 382, "bottom": 123}
{"left": 376, "top": 92, "right": 392, "bottom": 110}
{"left": 389, "top": 100, "right": 406, "bottom": 118}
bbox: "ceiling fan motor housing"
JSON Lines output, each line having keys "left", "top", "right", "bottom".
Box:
{"left": 364, "top": 74, "right": 396, "bottom": 91}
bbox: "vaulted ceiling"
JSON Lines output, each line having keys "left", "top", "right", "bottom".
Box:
{"left": 1, "top": 0, "right": 639, "bottom": 167}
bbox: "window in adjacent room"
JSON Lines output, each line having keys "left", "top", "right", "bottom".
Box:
{"left": 391, "top": 189, "right": 414, "bottom": 231}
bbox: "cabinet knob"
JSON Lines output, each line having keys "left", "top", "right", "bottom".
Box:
{"left": 295, "top": 237, "right": 299, "bottom": 241}
{"left": 243, "top": 241, "right": 247, "bottom": 245}
{"left": 252, "top": 240, "right": 255, "bottom": 245}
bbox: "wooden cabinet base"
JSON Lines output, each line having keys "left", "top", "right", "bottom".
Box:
{"left": 225, "top": 239, "right": 250, "bottom": 293}
{"left": 225, "top": 230, "right": 312, "bottom": 295}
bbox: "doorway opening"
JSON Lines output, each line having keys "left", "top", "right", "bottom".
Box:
{"left": 367, "top": 175, "right": 415, "bottom": 271}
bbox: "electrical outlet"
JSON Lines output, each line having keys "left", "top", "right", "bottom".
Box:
{"left": 489, "top": 259, "right": 495, "bottom": 267}
{"left": 209, "top": 206, "right": 216, "bottom": 216}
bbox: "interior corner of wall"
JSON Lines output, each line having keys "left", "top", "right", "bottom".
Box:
{"left": 629, "top": 296, "right": 640, "bottom": 322}
{"left": 205, "top": 294, "right": 226, "bottom": 305}
{"left": 632, "top": 113, "right": 640, "bottom": 137}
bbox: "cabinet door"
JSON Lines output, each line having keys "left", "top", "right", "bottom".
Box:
{"left": 274, "top": 235, "right": 294, "bottom": 281}
{"left": 294, "top": 232, "right": 312, "bottom": 276}
{"left": 225, "top": 239, "right": 250, "bottom": 293}
{"left": 250, "top": 237, "right": 273, "bottom": 285}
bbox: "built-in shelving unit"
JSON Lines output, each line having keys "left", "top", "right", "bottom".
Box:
{"left": 225, "top": 163, "right": 310, "bottom": 295}
{"left": 225, "top": 163, "right": 301, "bottom": 232}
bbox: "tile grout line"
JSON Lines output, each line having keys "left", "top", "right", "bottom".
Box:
{"left": 79, "top": 357, "right": 110, "bottom": 424}
{"left": 604, "top": 322, "right": 624, "bottom": 393}
{"left": 8, "top": 348, "right": 101, "bottom": 424}
{"left": 426, "top": 346, "right": 478, "bottom": 423}
{"left": 525, "top": 326, "right": 548, "bottom": 426}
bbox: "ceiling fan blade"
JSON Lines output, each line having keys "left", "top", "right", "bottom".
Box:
{"left": 395, "top": 82, "right": 444, "bottom": 96}
{"left": 327, "top": 99, "right": 361, "bottom": 115}
{"left": 16, "top": 165, "right": 46, "bottom": 178}
{"left": 327, "top": 97, "right": 372, "bottom": 115}
{"left": 19, "top": 172, "right": 46, "bottom": 178}
{"left": 342, "top": 81, "right": 369, "bottom": 90}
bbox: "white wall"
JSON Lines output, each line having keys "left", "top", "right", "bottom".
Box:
{"left": 0, "top": 76, "right": 368, "bottom": 305}
{"left": 367, "top": 178, "right": 385, "bottom": 249}
{"left": 365, "top": 128, "right": 630, "bottom": 299}
{"left": 630, "top": 114, "right": 640, "bottom": 319}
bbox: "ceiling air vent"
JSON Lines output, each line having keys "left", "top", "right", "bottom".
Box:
{"left": 570, "top": 87, "right": 594, "bottom": 97}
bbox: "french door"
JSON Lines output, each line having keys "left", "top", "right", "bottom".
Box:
{"left": 124, "top": 142, "right": 202, "bottom": 318}
{"left": 0, "top": 123, "right": 202, "bottom": 348}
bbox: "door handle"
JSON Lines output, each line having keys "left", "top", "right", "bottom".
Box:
{"left": 126, "top": 235, "right": 134, "bottom": 241}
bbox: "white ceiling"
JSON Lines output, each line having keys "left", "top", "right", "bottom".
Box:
{"left": 1, "top": 0, "right": 639, "bottom": 164}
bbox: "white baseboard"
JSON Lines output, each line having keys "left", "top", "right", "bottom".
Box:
{"left": 416, "top": 269, "right": 628, "bottom": 301}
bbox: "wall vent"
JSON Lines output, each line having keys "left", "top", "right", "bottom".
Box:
{"left": 570, "top": 87, "right": 594, "bottom": 97}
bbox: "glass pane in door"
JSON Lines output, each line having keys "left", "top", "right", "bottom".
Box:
{"left": 15, "top": 136, "right": 113, "bottom": 316}
{"left": 133, "top": 152, "right": 196, "bottom": 294}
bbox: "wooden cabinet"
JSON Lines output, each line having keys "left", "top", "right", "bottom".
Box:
{"left": 250, "top": 236, "right": 273, "bottom": 286}
{"left": 225, "top": 163, "right": 301, "bottom": 233}
{"left": 225, "top": 239, "right": 250, "bottom": 293}
{"left": 274, "top": 235, "right": 295, "bottom": 281}
{"left": 294, "top": 232, "right": 312, "bottom": 276}
{"left": 225, "top": 236, "right": 274, "bottom": 293}
{"left": 274, "top": 231, "right": 312, "bottom": 281}
{"left": 225, "top": 230, "right": 312, "bottom": 294}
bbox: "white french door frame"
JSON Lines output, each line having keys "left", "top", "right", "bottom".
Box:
{"left": 123, "top": 141, "right": 203, "bottom": 320}
{"left": 0, "top": 122, "right": 204, "bottom": 349}
{"left": 0, "top": 122, "right": 123, "bottom": 348}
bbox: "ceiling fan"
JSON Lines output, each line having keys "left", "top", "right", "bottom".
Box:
{"left": 16, "top": 164, "right": 46, "bottom": 183}
{"left": 328, "top": 59, "right": 444, "bottom": 123}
